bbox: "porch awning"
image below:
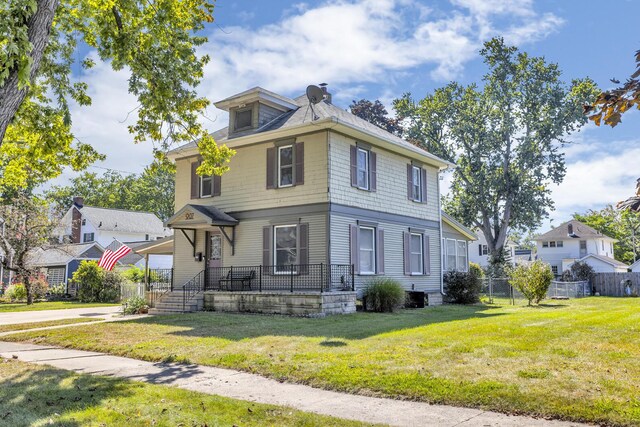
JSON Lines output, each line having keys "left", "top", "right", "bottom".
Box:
{"left": 165, "top": 204, "right": 238, "bottom": 230}
{"left": 133, "top": 235, "right": 174, "bottom": 255}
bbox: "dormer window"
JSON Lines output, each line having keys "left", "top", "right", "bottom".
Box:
{"left": 234, "top": 107, "right": 253, "bottom": 131}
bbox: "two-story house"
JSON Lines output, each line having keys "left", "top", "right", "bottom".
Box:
{"left": 534, "top": 219, "right": 628, "bottom": 275}
{"left": 159, "top": 86, "right": 454, "bottom": 315}
{"left": 56, "top": 197, "right": 171, "bottom": 247}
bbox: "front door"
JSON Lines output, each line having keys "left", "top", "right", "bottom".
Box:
{"left": 208, "top": 233, "right": 223, "bottom": 268}
{"left": 207, "top": 232, "right": 223, "bottom": 289}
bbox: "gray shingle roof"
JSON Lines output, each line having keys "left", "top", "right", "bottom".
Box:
{"left": 534, "top": 220, "right": 614, "bottom": 241}
{"left": 580, "top": 254, "right": 629, "bottom": 268}
{"left": 26, "top": 243, "right": 104, "bottom": 267}
{"left": 168, "top": 89, "right": 448, "bottom": 165}
{"left": 80, "top": 206, "right": 169, "bottom": 235}
{"left": 104, "top": 240, "right": 144, "bottom": 266}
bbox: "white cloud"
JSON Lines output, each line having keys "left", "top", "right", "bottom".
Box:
{"left": 198, "top": 0, "right": 564, "bottom": 104}
{"left": 53, "top": 0, "right": 563, "bottom": 186}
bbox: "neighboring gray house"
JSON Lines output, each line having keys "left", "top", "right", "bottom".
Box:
{"left": 155, "top": 85, "right": 453, "bottom": 314}
{"left": 55, "top": 197, "right": 172, "bottom": 248}
{"left": 27, "top": 242, "right": 105, "bottom": 292}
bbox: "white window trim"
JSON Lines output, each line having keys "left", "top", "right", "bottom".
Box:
{"left": 278, "top": 145, "right": 294, "bottom": 188}
{"left": 273, "top": 224, "right": 297, "bottom": 274}
{"left": 443, "top": 238, "right": 468, "bottom": 272}
{"left": 358, "top": 225, "right": 376, "bottom": 275}
{"left": 411, "top": 165, "right": 422, "bottom": 202}
{"left": 410, "top": 232, "right": 424, "bottom": 275}
{"left": 356, "top": 148, "right": 370, "bottom": 190}
{"left": 481, "top": 244, "right": 488, "bottom": 256}
{"left": 200, "top": 175, "right": 214, "bottom": 198}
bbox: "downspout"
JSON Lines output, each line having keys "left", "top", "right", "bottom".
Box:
{"left": 438, "top": 169, "right": 445, "bottom": 296}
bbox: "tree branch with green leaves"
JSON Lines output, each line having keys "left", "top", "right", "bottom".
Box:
{"left": 394, "top": 38, "right": 599, "bottom": 268}
{"left": 0, "top": 0, "right": 233, "bottom": 193}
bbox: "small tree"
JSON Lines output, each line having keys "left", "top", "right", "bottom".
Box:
{"left": 0, "top": 193, "right": 56, "bottom": 304}
{"left": 508, "top": 260, "right": 553, "bottom": 306}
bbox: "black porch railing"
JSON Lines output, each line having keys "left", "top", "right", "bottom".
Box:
{"left": 204, "top": 264, "right": 354, "bottom": 292}
{"left": 183, "top": 270, "right": 205, "bottom": 312}
{"left": 146, "top": 268, "right": 173, "bottom": 307}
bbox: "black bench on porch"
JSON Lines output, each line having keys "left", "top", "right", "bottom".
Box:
{"left": 205, "top": 264, "right": 354, "bottom": 293}
{"left": 218, "top": 269, "right": 256, "bottom": 291}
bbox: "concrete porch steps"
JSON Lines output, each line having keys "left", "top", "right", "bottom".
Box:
{"left": 148, "top": 291, "right": 204, "bottom": 315}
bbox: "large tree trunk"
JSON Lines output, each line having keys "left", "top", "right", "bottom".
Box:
{"left": 0, "top": 0, "right": 59, "bottom": 143}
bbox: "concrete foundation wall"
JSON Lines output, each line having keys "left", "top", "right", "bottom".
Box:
{"left": 203, "top": 291, "right": 356, "bottom": 316}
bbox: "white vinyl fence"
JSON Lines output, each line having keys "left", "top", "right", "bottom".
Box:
{"left": 120, "top": 282, "right": 145, "bottom": 301}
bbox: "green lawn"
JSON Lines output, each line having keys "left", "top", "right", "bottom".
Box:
{"left": 0, "top": 359, "right": 371, "bottom": 426}
{"left": 0, "top": 317, "right": 103, "bottom": 333}
{"left": 0, "top": 301, "right": 119, "bottom": 312}
{"left": 7, "top": 297, "right": 640, "bottom": 426}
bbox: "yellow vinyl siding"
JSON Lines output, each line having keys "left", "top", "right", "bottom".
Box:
{"left": 174, "top": 132, "right": 328, "bottom": 213}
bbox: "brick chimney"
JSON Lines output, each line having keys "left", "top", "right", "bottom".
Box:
{"left": 319, "top": 83, "right": 332, "bottom": 104}
{"left": 70, "top": 196, "right": 84, "bottom": 243}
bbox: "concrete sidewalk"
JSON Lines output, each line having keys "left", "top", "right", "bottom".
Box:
{"left": 0, "top": 342, "right": 590, "bottom": 427}
{"left": 0, "top": 305, "right": 122, "bottom": 325}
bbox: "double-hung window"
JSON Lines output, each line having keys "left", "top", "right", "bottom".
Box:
{"left": 557, "top": 240, "right": 563, "bottom": 248}
{"left": 412, "top": 166, "right": 422, "bottom": 201}
{"left": 550, "top": 241, "right": 556, "bottom": 248}
{"left": 200, "top": 175, "right": 213, "bottom": 197}
{"left": 410, "top": 233, "right": 424, "bottom": 274}
{"left": 358, "top": 226, "right": 376, "bottom": 274}
{"left": 457, "top": 241, "right": 468, "bottom": 272}
{"left": 274, "top": 225, "right": 297, "bottom": 273}
{"left": 542, "top": 241, "right": 549, "bottom": 248}
{"left": 83, "top": 232, "right": 94, "bottom": 243}
{"left": 278, "top": 145, "right": 294, "bottom": 187}
{"left": 481, "top": 244, "right": 489, "bottom": 255}
{"left": 356, "top": 148, "right": 369, "bottom": 190}
{"left": 446, "top": 239, "right": 457, "bottom": 271}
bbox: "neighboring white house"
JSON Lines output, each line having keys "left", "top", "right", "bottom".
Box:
{"left": 534, "top": 219, "right": 628, "bottom": 275}
{"left": 468, "top": 232, "right": 522, "bottom": 268}
{"left": 55, "top": 197, "right": 172, "bottom": 248}
{"left": 630, "top": 259, "right": 640, "bottom": 272}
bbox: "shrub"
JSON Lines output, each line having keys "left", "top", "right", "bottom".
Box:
{"left": 123, "top": 266, "right": 145, "bottom": 283}
{"left": 508, "top": 260, "right": 553, "bottom": 306}
{"left": 362, "top": 278, "right": 405, "bottom": 312}
{"left": 5, "top": 284, "right": 27, "bottom": 302}
{"left": 73, "top": 261, "right": 104, "bottom": 302}
{"left": 101, "top": 270, "right": 126, "bottom": 302}
{"left": 29, "top": 275, "right": 49, "bottom": 300}
{"left": 469, "top": 262, "right": 484, "bottom": 279}
{"left": 123, "top": 296, "right": 149, "bottom": 315}
{"left": 444, "top": 270, "right": 483, "bottom": 304}
{"left": 570, "top": 261, "right": 595, "bottom": 282}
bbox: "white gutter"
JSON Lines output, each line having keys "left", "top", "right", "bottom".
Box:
{"left": 438, "top": 170, "right": 445, "bottom": 296}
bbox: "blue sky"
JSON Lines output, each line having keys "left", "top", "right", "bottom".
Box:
{"left": 64, "top": 0, "right": 640, "bottom": 232}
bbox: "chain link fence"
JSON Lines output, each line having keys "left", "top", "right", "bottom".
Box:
{"left": 481, "top": 278, "right": 590, "bottom": 305}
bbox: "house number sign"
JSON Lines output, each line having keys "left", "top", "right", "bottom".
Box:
{"left": 185, "top": 212, "right": 194, "bottom": 220}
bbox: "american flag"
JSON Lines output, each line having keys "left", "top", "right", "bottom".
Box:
{"left": 98, "top": 244, "right": 132, "bottom": 271}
